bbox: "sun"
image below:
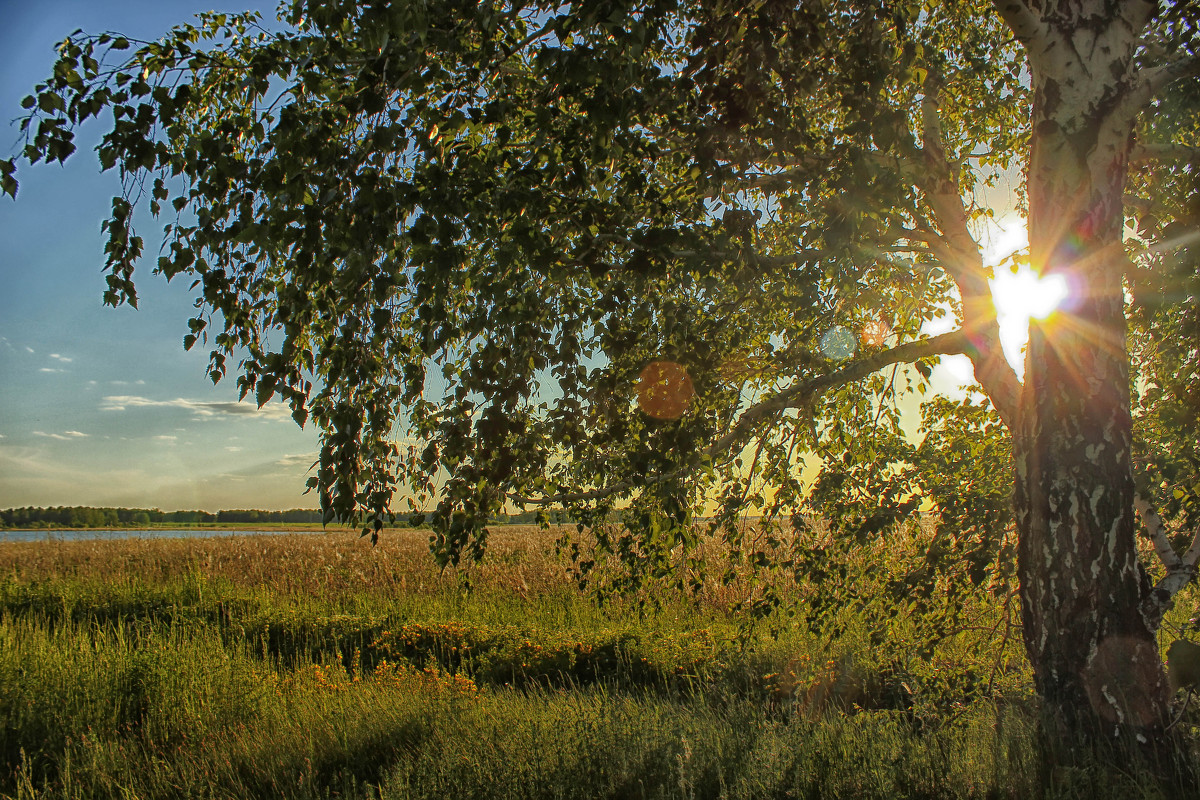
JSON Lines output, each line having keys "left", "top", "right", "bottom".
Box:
{"left": 924, "top": 217, "right": 1071, "bottom": 389}
{"left": 991, "top": 267, "right": 1068, "bottom": 323}
{"left": 985, "top": 219, "right": 1069, "bottom": 377}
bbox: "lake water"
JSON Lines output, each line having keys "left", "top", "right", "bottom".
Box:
{"left": 0, "top": 529, "right": 326, "bottom": 543}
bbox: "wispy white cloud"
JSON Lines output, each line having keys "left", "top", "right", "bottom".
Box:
{"left": 154, "top": 435, "right": 178, "bottom": 442}
{"left": 24, "top": 346, "right": 34, "bottom": 354}
{"left": 39, "top": 367, "right": 66, "bottom": 374}
{"left": 33, "top": 430, "right": 89, "bottom": 441}
{"left": 276, "top": 452, "right": 318, "bottom": 468}
{"left": 100, "top": 395, "right": 292, "bottom": 420}
{"left": 49, "top": 353, "right": 73, "bottom": 363}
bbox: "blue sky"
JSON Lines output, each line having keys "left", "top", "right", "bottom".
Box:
{"left": 0, "top": 0, "right": 320, "bottom": 511}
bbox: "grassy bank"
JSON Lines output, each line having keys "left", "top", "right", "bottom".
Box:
{"left": 1, "top": 529, "right": 1195, "bottom": 799}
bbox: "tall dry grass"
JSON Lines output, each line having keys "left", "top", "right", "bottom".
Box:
{"left": 0, "top": 527, "right": 571, "bottom": 601}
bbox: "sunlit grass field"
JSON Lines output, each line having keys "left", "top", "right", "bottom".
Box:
{"left": 1, "top": 526, "right": 1196, "bottom": 799}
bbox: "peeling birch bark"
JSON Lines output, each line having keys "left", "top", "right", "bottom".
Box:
{"left": 1137, "top": 494, "right": 1200, "bottom": 626}
{"left": 1137, "top": 494, "right": 1183, "bottom": 571}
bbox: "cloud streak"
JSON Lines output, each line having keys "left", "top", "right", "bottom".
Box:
{"left": 33, "top": 430, "right": 89, "bottom": 441}
{"left": 276, "top": 452, "right": 318, "bottom": 468}
{"left": 100, "top": 395, "right": 293, "bottom": 420}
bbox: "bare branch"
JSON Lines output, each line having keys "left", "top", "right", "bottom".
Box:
{"left": 913, "top": 73, "right": 1022, "bottom": 426}
{"left": 1137, "top": 493, "right": 1183, "bottom": 570}
{"left": 1183, "top": 532, "right": 1200, "bottom": 571}
{"left": 513, "top": 331, "right": 970, "bottom": 507}
{"left": 710, "top": 331, "right": 970, "bottom": 457}
{"left": 730, "top": 167, "right": 811, "bottom": 192}
{"left": 1130, "top": 142, "right": 1200, "bottom": 164}
{"left": 502, "top": 17, "right": 558, "bottom": 60}
{"left": 917, "top": 75, "right": 979, "bottom": 266}
{"left": 591, "top": 231, "right": 829, "bottom": 270}
{"left": 991, "top": 0, "right": 1045, "bottom": 49}
{"left": 1128, "top": 51, "right": 1200, "bottom": 114}
{"left": 1138, "top": 494, "right": 1200, "bottom": 626}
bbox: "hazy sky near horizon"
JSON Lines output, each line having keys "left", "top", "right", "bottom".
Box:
{"left": 0, "top": 0, "right": 321, "bottom": 512}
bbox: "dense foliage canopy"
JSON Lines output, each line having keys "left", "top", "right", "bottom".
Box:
{"left": 8, "top": 2, "right": 1020, "bottom": 564}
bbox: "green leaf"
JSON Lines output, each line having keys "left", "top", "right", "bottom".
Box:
{"left": 256, "top": 378, "right": 276, "bottom": 407}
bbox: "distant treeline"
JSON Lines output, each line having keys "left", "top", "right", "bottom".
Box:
{"left": 1, "top": 506, "right": 570, "bottom": 529}
{"left": 0, "top": 506, "right": 324, "bottom": 529}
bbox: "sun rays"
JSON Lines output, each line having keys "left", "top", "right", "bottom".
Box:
{"left": 923, "top": 215, "right": 1076, "bottom": 389}
{"left": 990, "top": 264, "right": 1070, "bottom": 377}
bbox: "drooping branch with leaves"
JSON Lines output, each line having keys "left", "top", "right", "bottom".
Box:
{"left": 6, "top": 0, "right": 1200, "bottom": 748}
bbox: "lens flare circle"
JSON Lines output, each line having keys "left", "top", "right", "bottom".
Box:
{"left": 636, "top": 360, "right": 695, "bottom": 420}
{"left": 820, "top": 326, "right": 858, "bottom": 361}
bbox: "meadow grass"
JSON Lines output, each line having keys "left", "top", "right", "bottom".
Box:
{"left": 1, "top": 527, "right": 1196, "bottom": 799}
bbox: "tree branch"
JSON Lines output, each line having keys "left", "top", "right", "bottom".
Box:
{"left": 912, "top": 73, "right": 1022, "bottom": 426}
{"left": 1137, "top": 494, "right": 1200, "bottom": 626}
{"left": 591, "top": 231, "right": 829, "bottom": 271}
{"left": 730, "top": 167, "right": 812, "bottom": 192}
{"left": 710, "top": 331, "right": 970, "bottom": 457}
{"left": 1128, "top": 51, "right": 1200, "bottom": 115}
{"left": 990, "top": 0, "right": 1046, "bottom": 51}
{"left": 512, "top": 331, "right": 970, "bottom": 507}
{"left": 1130, "top": 142, "right": 1200, "bottom": 164}
{"left": 917, "top": 75, "right": 981, "bottom": 268}
{"left": 1137, "top": 493, "right": 1184, "bottom": 570}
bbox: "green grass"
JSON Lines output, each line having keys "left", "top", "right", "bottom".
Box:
{"left": 0, "top": 529, "right": 1196, "bottom": 799}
